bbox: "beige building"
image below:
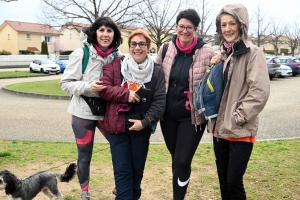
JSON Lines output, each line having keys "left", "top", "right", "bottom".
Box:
{"left": 0, "top": 20, "right": 199, "bottom": 56}
{"left": 0, "top": 20, "right": 62, "bottom": 55}
{"left": 59, "top": 22, "right": 90, "bottom": 51}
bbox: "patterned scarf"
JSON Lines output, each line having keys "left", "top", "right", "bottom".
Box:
{"left": 223, "top": 41, "right": 233, "bottom": 53}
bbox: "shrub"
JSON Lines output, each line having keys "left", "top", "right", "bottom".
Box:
{"left": 61, "top": 50, "right": 73, "bottom": 55}
{"left": 264, "top": 50, "right": 275, "bottom": 54}
{"left": 0, "top": 50, "right": 12, "bottom": 55}
{"left": 280, "top": 48, "right": 289, "bottom": 54}
{"left": 19, "top": 50, "right": 34, "bottom": 55}
{"left": 41, "top": 41, "right": 49, "bottom": 55}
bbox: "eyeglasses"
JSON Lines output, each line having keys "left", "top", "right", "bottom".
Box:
{"left": 177, "top": 24, "right": 196, "bottom": 32}
{"left": 129, "top": 41, "right": 148, "bottom": 48}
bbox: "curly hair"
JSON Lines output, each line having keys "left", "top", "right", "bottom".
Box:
{"left": 87, "top": 16, "right": 123, "bottom": 48}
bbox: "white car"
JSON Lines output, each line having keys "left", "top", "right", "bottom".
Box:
{"left": 29, "top": 59, "right": 60, "bottom": 74}
{"left": 276, "top": 64, "right": 293, "bottom": 78}
{"left": 150, "top": 53, "right": 157, "bottom": 61}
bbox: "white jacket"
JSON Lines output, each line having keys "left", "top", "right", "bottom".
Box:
{"left": 60, "top": 40, "right": 115, "bottom": 120}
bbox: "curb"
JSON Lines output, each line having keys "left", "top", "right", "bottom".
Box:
{"left": 2, "top": 87, "right": 71, "bottom": 100}
{"left": 0, "top": 74, "right": 50, "bottom": 79}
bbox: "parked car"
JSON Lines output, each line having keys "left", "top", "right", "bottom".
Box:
{"left": 29, "top": 59, "right": 60, "bottom": 74}
{"left": 276, "top": 65, "right": 293, "bottom": 78}
{"left": 265, "top": 55, "right": 281, "bottom": 79}
{"left": 54, "top": 60, "right": 68, "bottom": 73}
{"left": 277, "top": 56, "right": 300, "bottom": 76}
{"left": 150, "top": 53, "right": 157, "bottom": 61}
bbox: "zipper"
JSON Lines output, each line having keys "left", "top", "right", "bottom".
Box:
{"left": 190, "top": 54, "right": 199, "bottom": 132}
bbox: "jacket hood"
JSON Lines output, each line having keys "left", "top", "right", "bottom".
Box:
{"left": 216, "top": 4, "right": 249, "bottom": 40}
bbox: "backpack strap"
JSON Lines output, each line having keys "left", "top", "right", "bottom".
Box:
{"left": 82, "top": 44, "right": 89, "bottom": 73}
{"left": 82, "top": 46, "right": 119, "bottom": 73}
{"left": 112, "top": 51, "right": 119, "bottom": 58}
{"left": 161, "top": 43, "right": 169, "bottom": 62}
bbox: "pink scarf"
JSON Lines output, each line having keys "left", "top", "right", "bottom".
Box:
{"left": 93, "top": 44, "right": 113, "bottom": 57}
{"left": 176, "top": 36, "right": 198, "bottom": 54}
{"left": 223, "top": 41, "right": 233, "bottom": 53}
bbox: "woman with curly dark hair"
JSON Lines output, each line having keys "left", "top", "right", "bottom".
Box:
{"left": 60, "top": 16, "right": 122, "bottom": 200}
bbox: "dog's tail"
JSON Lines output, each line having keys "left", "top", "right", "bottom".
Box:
{"left": 56, "top": 163, "right": 77, "bottom": 182}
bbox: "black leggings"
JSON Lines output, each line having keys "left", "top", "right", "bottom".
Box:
{"left": 71, "top": 115, "right": 107, "bottom": 192}
{"left": 160, "top": 118, "right": 206, "bottom": 200}
{"left": 213, "top": 137, "right": 253, "bottom": 200}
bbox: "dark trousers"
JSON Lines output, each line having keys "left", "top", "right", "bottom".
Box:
{"left": 160, "top": 118, "right": 206, "bottom": 200}
{"left": 108, "top": 130, "right": 151, "bottom": 200}
{"left": 213, "top": 137, "right": 253, "bottom": 200}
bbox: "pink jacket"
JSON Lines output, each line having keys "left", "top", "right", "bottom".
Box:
{"left": 156, "top": 41, "right": 215, "bottom": 125}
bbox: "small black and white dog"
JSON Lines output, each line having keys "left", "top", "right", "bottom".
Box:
{"left": 0, "top": 163, "right": 76, "bottom": 200}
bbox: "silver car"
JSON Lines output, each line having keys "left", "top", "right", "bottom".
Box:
{"left": 265, "top": 55, "right": 281, "bottom": 79}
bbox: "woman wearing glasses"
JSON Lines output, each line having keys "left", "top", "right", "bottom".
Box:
{"left": 156, "top": 9, "right": 215, "bottom": 200}
{"left": 99, "top": 29, "right": 166, "bottom": 200}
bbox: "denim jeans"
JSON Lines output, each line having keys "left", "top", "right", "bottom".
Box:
{"left": 108, "top": 130, "right": 151, "bottom": 200}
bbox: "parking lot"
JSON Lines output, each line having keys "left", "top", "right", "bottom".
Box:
{"left": 0, "top": 74, "right": 300, "bottom": 143}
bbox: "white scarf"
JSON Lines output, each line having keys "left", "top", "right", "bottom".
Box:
{"left": 121, "top": 54, "right": 154, "bottom": 87}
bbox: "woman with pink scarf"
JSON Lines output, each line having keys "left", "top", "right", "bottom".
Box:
{"left": 60, "top": 17, "right": 122, "bottom": 200}
{"left": 156, "top": 9, "right": 215, "bottom": 200}
{"left": 210, "top": 4, "right": 270, "bottom": 199}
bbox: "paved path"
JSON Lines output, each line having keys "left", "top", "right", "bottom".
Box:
{"left": 1, "top": 72, "right": 300, "bottom": 143}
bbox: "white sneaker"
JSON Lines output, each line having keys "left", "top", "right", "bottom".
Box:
{"left": 80, "top": 191, "right": 91, "bottom": 200}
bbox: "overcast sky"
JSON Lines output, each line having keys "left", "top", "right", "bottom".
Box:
{"left": 1, "top": 0, "right": 299, "bottom": 33}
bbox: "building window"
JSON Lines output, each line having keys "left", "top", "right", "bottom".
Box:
{"left": 27, "top": 34, "right": 31, "bottom": 39}
{"left": 8, "top": 34, "right": 10, "bottom": 40}
{"left": 45, "top": 36, "right": 50, "bottom": 43}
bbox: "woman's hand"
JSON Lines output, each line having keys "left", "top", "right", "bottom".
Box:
{"left": 128, "top": 119, "right": 143, "bottom": 131}
{"left": 210, "top": 54, "right": 223, "bottom": 66}
{"left": 91, "top": 81, "right": 107, "bottom": 92}
{"left": 128, "top": 90, "right": 140, "bottom": 103}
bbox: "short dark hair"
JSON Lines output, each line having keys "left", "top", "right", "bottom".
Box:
{"left": 128, "top": 29, "right": 152, "bottom": 50}
{"left": 87, "top": 16, "right": 123, "bottom": 48}
{"left": 176, "top": 9, "right": 201, "bottom": 27}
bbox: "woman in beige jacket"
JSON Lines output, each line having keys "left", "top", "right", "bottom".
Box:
{"left": 211, "top": 4, "right": 270, "bottom": 199}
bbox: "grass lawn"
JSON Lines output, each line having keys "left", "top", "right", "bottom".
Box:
{"left": 4, "top": 79, "right": 70, "bottom": 96}
{"left": 0, "top": 70, "right": 49, "bottom": 78}
{"left": 0, "top": 139, "right": 299, "bottom": 200}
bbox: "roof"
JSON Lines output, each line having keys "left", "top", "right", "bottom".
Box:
{"left": 27, "top": 47, "right": 40, "bottom": 52}
{"left": 61, "top": 22, "right": 91, "bottom": 32}
{"left": 1, "top": 20, "right": 61, "bottom": 35}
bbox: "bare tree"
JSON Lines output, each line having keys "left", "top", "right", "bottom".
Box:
{"left": 283, "top": 19, "right": 300, "bottom": 56}
{"left": 250, "top": 4, "right": 271, "bottom": 47}
{"left": 40, "top": 0, "right": 144, "bottom": 27}
{"left": 51, "top": 40, "right": 66, "bottom": 60}
{"left": 267, "top": 20, "right": 284, "bottom": 55}
{"left": 137, "top": 0, "right": 181, "bottom": 50}
{"left": 193, "top": 0, "right": 215, "bottom": 42}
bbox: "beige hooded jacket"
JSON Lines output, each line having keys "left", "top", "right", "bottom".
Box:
{"left": 211, "top": 4, "right": 270, "bottom": 138}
